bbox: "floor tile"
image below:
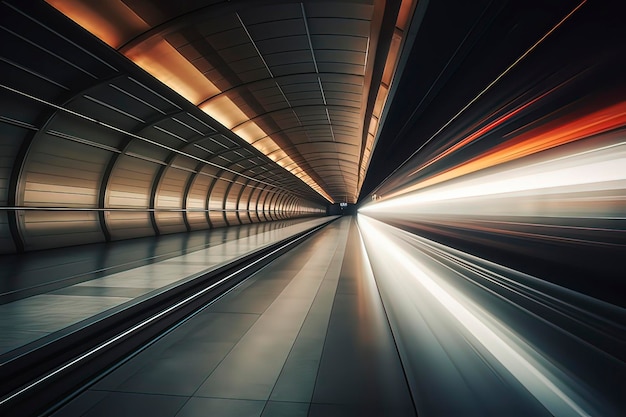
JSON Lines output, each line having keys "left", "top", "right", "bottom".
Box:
{"left": 94, "top": 312, "right": 258, "bottom": 391}
{"left": 175, "top": 397, "right": 264, "bottom": 417}
{"left": 261, "top": 401, "right": 309, "bottom": 417}
{"left": 78, "top": 391, "right": 186, "bottom": 417}
{"left": 50, "top": 390, "right": 109, "bottom": 417}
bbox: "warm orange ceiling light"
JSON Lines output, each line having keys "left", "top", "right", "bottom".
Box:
{"left": 46, "top": 0, "right": 148, "bottom": 49}
{"left": 127, "top": 39, "right": 221, "bottom": 105}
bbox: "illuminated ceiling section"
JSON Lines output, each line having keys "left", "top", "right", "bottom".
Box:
{"left": 47, "top": 0, "right": 339, "bottom": 203}
{"left": 45, "top": 0, "right": 417, "bottom": 205}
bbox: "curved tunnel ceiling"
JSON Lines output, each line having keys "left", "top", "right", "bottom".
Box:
{"left": 1, "top": 0, "right": 346, "bottom": 253}
{"left": 45, "top": 0, "right": 417, "bottom": 204}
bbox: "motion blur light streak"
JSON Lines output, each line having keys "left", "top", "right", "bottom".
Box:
{"left": 358, "top": 216, "right": 592, "bottom": 416}
{"left": 370, "top": 0, "right": 589, "bottom": 198}
{"left": 358, "top": 215, "right": 624, "bottom": 416}
{"left": 360, "top": 131, "right": 625, "bottom": 306}
{"left": 358, "top": 102, "right": 625, "bottom": 414}
{"left": 385, "top": 100, "right": 626, "bottom": 201}
{"left": 405, "top": 76, "right": 575, "bottom": 180}
{"left": 361, "top": 140, "right": 625, "bottom": 218}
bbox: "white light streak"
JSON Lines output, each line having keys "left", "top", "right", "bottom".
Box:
{"left": 358, "top": 214, "right": 593, "bottom": 416}
{"left": 361, "top": 142, "right": 626, "bottom": 218}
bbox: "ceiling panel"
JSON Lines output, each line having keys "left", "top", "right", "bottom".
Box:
{"left": 247, "top": 19, "right": 306, "bottom": 41}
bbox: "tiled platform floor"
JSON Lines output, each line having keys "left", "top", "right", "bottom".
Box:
{"left": 0, "top": 217, "right": 334, "bottom": 355}
{"left": 53, "top": 216, "right": 414, "bottom": 417}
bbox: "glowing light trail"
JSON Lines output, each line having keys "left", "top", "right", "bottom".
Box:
{"left": 408, "top": 78, "right": 573, "bottom": 179}
{"left": 385, "top": 101, "right": 626, "bottom": 200}
{"left": 359, "top": 215, "right": 594, "bottom": 416}
{"left": 362, "top": 139, "right": 626, "bottom": 220}
{"left": 371, "top": 0, "right": 588, "bottom": 199}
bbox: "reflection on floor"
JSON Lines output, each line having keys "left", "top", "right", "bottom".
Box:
{"left": 0, "top": 217, "right": 333, "bottom": 355}
{"left": 5, "top": 215, "right": 623, "bottom": 416}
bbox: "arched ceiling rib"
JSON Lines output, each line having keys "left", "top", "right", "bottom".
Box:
{"left": 46, "top": 0, "right": 416, "bottom": 204}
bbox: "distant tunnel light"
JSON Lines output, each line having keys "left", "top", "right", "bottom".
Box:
{"left": 358, "top": 214, "right": 593, "bottom": 417}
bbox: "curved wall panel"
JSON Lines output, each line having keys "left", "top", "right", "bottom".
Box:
{"left": 295, "top": 199, "right": 303, "bottom": 216}
{"left": 282, "top": 197, "right": 292, "bottom": 219}
{"left": 208, "top": 172, "right": 234, "bottom": 228}
{"left": 267, "top": 192, "right": 281, "bottom": 221}
{"left": 281, "top": 194, "right": 291, "bottom": 219}
{"left": 105, "top": 156, "right": 159, "bottom": 241}
{"left": 237, "top": 182, "right": 254, "bottom": 225}
{"left": 268, "top": 190, "right": 281, "bottom": 221}
{"left": 284, "top": 196, "right": 296, "bottom": 218}
{"left": 281, "top": 195, "right": 292, "bottom": 217}
{"left": 21, "top": 136, "right": 103, "bottom": 209}
{"left": 186, "top": 168, "right": 216, "bottom": 230}
{"left": 20, "top": 134, "right": 108, "bottom": 251}
{"left": 224, "top": 178, "right": 243, "bottom": 226}
{"left": 294, "top": 198, "right": 301, "bottom": 215}
{"left": 275, "top": 193, "right": 286, "bottom": 220}
{"left": 258, "top": 188, "right": 272, "bottom": 222}
{"left": 0, "top": 123, "right": 25, "bottom": 254}
{"left": 247, "top": 184, "right": 264, "bottom": 223}
{"left": 155, "top": 166, "right": 190, "bottom": 235}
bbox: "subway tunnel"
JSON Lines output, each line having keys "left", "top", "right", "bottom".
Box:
{"left": 1, "top": 0, "right": 625, "bottom": 416}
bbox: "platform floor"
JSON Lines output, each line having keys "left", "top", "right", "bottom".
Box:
{"left": 5, "top": 215, "right": 622, "bottom": 416}
{"left": 0, "top": 217, "right": 334, "bottom": 355}
{"left": 52, "top": 216, "right": 415, "bottom": 417}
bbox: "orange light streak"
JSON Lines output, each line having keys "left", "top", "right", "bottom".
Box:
{"left": 386, "top": 100, "right": 626, "bottom": 200}
{"left": 372, "top": 0, "right": 588, "bottom": 199}
{"left": 410, "top": 97, "right": 542, "bottom": 177}
{"left": 409, "top": 81, "right": 572, "bottom": 178}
